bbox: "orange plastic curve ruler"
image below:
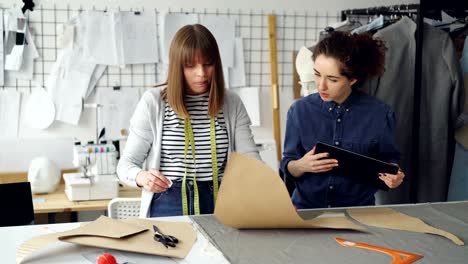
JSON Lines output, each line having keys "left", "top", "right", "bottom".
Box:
{"left": 335, "top": 237, "right": 423, "bottom": 264}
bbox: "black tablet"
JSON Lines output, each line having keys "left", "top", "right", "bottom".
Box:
{"left": 0, "top": 182, "right": 34, "bottom": 226}
{"left": 314, "top": 142, "right": 399, "bottom": 191}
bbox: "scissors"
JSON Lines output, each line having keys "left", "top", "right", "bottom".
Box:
{"left": 153, "top": 225, "right": 179, "bottom": 248}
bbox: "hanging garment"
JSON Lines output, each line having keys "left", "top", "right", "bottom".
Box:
{"left": 418, "top": 23, "right": 464, "bottom": 203}
{"left": 351, "top": 15, "right": 384, "bottom": 34}
{"left": 448, "top": 73, "right": 468, "bottom": 201}
{"left": 360, "top": 17, "right": 464, "bottom": 204}
{"left": 359, "top": 17, "right": 416, "bottom": 205}
{"left": 332, "top": 19, "right": 361, "bottom": 33}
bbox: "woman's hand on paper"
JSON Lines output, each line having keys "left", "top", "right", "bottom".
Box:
{"left": 379, "top": 166, "right": 405, "bottom": 189}
{"left": 136, "top": 169, "right": 172, "bottom": 193}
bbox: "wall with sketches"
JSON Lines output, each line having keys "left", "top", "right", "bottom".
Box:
{"left": 0, "top": 0, "right": 417, "bottom": 171}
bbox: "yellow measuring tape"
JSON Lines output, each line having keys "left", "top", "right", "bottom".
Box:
{"left": 182, "top": 117, "right": 219, "bottom": 215}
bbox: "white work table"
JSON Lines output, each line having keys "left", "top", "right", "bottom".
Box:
{"left": 0, "top": 216, "right": 229, "bottom": 264}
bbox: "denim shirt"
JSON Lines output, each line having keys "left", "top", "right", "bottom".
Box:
{"left": 281, "top": 90, "right": 400, "bottom": 209}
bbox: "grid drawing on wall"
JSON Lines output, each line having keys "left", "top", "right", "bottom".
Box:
{"left": 0, "top": 4, "right": 339, "bottom": 99}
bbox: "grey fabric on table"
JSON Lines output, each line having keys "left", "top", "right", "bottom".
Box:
{"left": 190, "top": 202, "right": 468, "bottom": 264}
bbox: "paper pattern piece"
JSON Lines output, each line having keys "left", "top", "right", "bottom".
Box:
{"left": 228, "top": 38, "right": 246, "bottom": 88}
{"left": 199, "top": 15, "right": 235, "bottom": 68}
{"left": 0, "top": 90, "right": 21, "bottom": 138}
{"left": 85, "top": 64, "right": 107, "bottom": 99}
{"left": 3, "top": 8, "right": 39, "bottom": 81}
{"left": 17, "top": 216, "right": 197, "bottom": 264}
{"left": 56, "top": 24, "right": 74, "bottom": 49}
{"left": 47, "top": 49, "right": 90, "bottom": 125}
{"left": 160, "top": 12, "right": 198, "bottom": 64}
{"left": 97, "top": 87, "right": 140, "bottom": 140}
{"left": 58, "top": 216, "right": 147, "bottom": 240}
{"left": 5, "top": 27, "right": 39, "bottom": 81}
{"left": 231, "top": 87, "right": 260, "bottom": 126}
{"left": 348, "top": 207, "right": 464, "bottom": 246}
{"left": 47, "top": 13, "right": 106, "bottom": 125}
{"left": 214, "top": 152, "right": 363, "bottom": 230}
{"left": 4, "top": 8, "right": 26, "bottom": 71}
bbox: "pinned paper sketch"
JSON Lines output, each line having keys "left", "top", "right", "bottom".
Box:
{"left": 47, "top": 49, "right": 94, "bottom": 125}
{"left": 0, "top": 9, "right": 4, "bottom": 85}
{"left": 231, "top": 87, "right": 260, "bottom": 126}
{"left": 214, "top": 152, "right": 363, "bottom": 230}
{"left": 82, "top": 11, "right": 118, "bottom": 65}
{"left": 97, "top": 87, "right": 140, "bottom": 140}
{"left": 47, "top": 13, "right": 106, "bottom": 125}
{"left": 228, "top": 38, "right": 246, "bottom": 88}
{"left": 3, "top": 8, "right": 26, "bottom": 71}
{"left": 120, "top": 11, "right": 159, "bottom": 64}
{"left": 3, "top": 8, "right": 39, "bottom": 81}
{"left": 5, "top": 27, "right": 39, "bottom": 81}
{"left": 160, "top": 12, "right": 198, "bottom": 64}
{"left": 56, "top": 24, "right": 74, "bottom": 49}
{"left": 83, "top": 11, "right": 158, "bottom": 66}
{"left": 0, "top": 90, "right": 21, "bottom": 138}
{"left": 84, "top": 65, "right": 107, "bottom": 99}
{"left": 199, "top": 15, "right": 235, "bottom": 68}
{"left": 16, "top": 216, "right": 197, "bottom": 264}
{"left": 348, "top": 207, "right": 464, "bottom": 246}
{"left": 5, "top": 45, "right": 24, "bottom": 71}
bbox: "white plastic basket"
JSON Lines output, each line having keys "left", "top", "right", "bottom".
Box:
{"left": 107, "top": 197, "right": 141, "bottom": 219}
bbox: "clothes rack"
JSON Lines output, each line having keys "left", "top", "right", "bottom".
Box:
{"left": 341, "top": 1, "right": 468, "bottom": 204}
{"left": 341, "top": 4, "right": 422, "bottom": 204}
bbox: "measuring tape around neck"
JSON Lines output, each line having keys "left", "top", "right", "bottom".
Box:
{"left": 182, "top": 117, "right": 219, "bottom": 215}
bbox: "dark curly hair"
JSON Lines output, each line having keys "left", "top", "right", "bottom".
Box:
{"left": 312, "top": 31, "right": 386, "bottom": 86}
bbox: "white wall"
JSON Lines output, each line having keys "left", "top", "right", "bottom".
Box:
{"left": 1, "top": 0, "right": 418, "bottom": 171}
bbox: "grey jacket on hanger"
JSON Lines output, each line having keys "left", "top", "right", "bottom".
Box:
{"left": 418, "top": 23, "right": 464, "bottom": 202}
{"left": 359, "top": 17, "right": 416, "bottom": 204}
{"left": 359, "top": 17, "right": 464, "bottom": 204}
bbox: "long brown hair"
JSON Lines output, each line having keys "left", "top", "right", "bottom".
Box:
{"left": 160, "top": 24, "right": 225, "bottom": 118}
{"left": 312, "top": 31, "right": 386, "bottom": 87}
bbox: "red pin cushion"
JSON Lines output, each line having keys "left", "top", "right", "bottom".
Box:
{"left": 96, "top": 253, "right": 117, "bottom": 264}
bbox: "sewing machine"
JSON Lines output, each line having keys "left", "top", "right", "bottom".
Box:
{"left": 63, "top": 143, "right": 119, "bottom": 201}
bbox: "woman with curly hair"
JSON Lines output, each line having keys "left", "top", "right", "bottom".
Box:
{"left": 281, "top": 31, "right": 405, "bottom": 209}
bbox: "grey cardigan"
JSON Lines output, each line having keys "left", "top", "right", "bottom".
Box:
{"left": 117, "top": 87, "right": 260, "bottom": 217}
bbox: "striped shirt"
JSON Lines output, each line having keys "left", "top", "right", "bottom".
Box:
{"left": 159, "top": 93, "right": 228, "bottom": 182}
